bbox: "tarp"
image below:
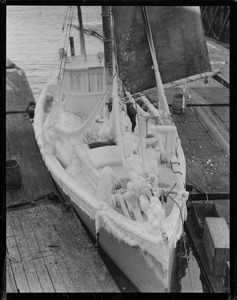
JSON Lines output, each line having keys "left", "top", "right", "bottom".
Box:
{"left": 112, "top": 6, "right": 211, "bottom": 93}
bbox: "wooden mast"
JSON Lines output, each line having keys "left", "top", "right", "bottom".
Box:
{"left": 102, "top": 6, "right": 113, "bottom": 98}
{"left": 77, "top": 6, "right": 86, "bottom": 61}
{"left": 141, "top": 6, "right": 170, "bottom": 116}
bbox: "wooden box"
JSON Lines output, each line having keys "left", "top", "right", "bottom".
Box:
{"left": 203, "top": 217, "right": 229, "bottom": 276}
{"left": 191, "top": 203, "right": 219, "bottom": 238}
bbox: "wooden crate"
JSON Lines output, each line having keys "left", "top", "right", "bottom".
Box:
{"left": 203, "top": 217, "right": 229, "bottom": 276}
{"left": 191, "top": 203, "right": 219, "bottom": 238}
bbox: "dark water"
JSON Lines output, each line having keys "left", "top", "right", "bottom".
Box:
{"left": 6, "top": 5, "right": 209, "bottom": 293}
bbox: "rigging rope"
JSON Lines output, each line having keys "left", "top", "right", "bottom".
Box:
{"left": 59, "top": 6, "right": 75, "bottom": 85}
{"left": 47, "top": 7, "right": 71, "bottom": 81}
{"left": 62, "top": 6, "right": 69, "bottom": 31}
{"left": 58, "top": 6, "right": 74, "bottom": 84}
{"left": 163, "top": 185, "right": 195, "bottom": 293}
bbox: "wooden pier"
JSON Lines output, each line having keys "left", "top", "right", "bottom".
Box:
{"left": 143, "top": 38, "right": 230, "bottom": 293}
{"left": 159, "top": 38, "right": 229, "bottom": 293}
{"left": 6, "top": 64, "right": 119, "bottom": 293}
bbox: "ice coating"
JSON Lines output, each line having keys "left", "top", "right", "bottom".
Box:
{"left": 33, "top": 74, "right": 188, "bottom": 290}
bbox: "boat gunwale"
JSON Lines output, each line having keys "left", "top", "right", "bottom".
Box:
{"left": 34, "top": 85, "right": 188, "bottom": 247}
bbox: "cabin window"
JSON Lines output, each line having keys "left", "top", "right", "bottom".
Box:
{"left": 96, "top": 73, "right": 103, "bottom": 92}
{"left": 88, "top": 72, "right": 103, "bottom": 93}
{"left": 70, "top": 70, "right": 103, "bottom": 93}
{"left": 75, "top": 74, "right": 81, "bottom": 91}
{"left": 88, "top": 73, "right": 96, "bottom": 93}
{"left": 70, "top": 73, "right": 82, "bottom": 92}
{"left": 70, "top": 73, "right": 75, "bottom": 91}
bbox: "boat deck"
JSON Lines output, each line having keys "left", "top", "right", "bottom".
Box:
{"left": 6, "top": 66, "right": 119, "bottom": 293}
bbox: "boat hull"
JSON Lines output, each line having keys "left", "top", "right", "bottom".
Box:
{"left": 56, "top": 182, "right": 175, "bottom": 292}
{"left": 34, "top": 81, "right": 186, "bottom": 293}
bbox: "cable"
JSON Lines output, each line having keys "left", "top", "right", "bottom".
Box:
{"left": 203, "top": 10, "right": 219, "bottom": 40}
{"left": 48, "top": 7, "right": 70, "bottom": 80}
{"left": 163, "top": 186, "right": 195, "bottom": 292}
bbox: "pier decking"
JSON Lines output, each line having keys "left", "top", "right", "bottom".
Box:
{"left": 6, "top": 204, "right": 119, "bottom": 293}
{"left": 144, "top": 38, "right": 230, "bottom": 293}
{"left": 6, "top": 66, "right": 119, "bottom": 293}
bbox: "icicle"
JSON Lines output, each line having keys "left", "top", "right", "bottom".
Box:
{"left": 95, "top": 214, "right": 102, "bottom": 236}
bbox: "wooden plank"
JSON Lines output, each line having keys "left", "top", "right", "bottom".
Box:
{"left": 212, "top": 106, "right": 229, "bottom": 122}
{"left": 194, "top": 106, "right": 229, "bottom": 155}
{"left": 9, "top": 212, "right": 32, "bottom": 261}
{"left": 17, "top": 210, "right": 42, "bottom": 259}
{"left": 7, "top": 237, "right": 21, "bottom": 263}
{"left": 6, "top": 121, "right": 19, "bottom": 157}
{"left": 203, "top": 217, "right": 229, "bottom": 276}
{"left": 43, "top": 256, "right": 68, "bottom": 293}
{"left": 26, "top": 208, "right": 52, "bottom": 257}
{"left": 213, "top": 200, "right": 229, "bottom": 224}
{"left": 46, "top": 208, "right": 103, "bottom": 292}
{"left": 22, "top": 173, "right": 40, "bottom": 202}
{"left": 6, "top": 259, "right": 18, "bottom": 293}
{"left": 207, "top": 38, "right": 229, "bottom": 86}
{"left": 65, "top": 259, "right": 103, "bottom": 292}
{"left": 56, "top": 260, "right": 77, "bottom": 292}
{"left": 6, "top": 215, "right": 14, "bottom": 237}
{"left": 11, "top": 262, "right": 30, "bottom": 292}
{"left": 33, "top": 206, "right": 65, "bottom": 262}
{"left": 184, "top": 78, "right": 229, "bottom": 106}
{"left": 33, "top": 258, "right": 55, "bottom": 292}
{"left": 45, "top": 204, "right": 118, "bottom": 292}
{"left": 47, "top": 206, "right": 119, "bottom": 292}
{"left": 22, "top": 260, "right": 43, "bottom": 292}
{"left": 9, "top": 190, "right": 19, "bottom": 205}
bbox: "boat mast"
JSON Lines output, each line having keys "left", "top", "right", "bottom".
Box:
{"left": 141, "top": 6, "right": 170, "bottom": 116}
{"left": 102, "top": 6, "right": 113, "bottom": 98}
{"left": 77, "top": 6, "right": 87, "bottom": 61}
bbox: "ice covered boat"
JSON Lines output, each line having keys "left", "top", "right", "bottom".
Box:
{"left": 34, "top": 6, "right": 211, "bottom": 292}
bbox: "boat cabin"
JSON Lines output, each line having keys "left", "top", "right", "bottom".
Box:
{"left": 62, "top": 54, "right": 104, "bottom": 93}
{"left": 61, "top": 54, "right": 105, "bottom": 119}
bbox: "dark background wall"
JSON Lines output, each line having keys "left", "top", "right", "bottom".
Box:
{"left": 200, "top": 6, "right": 229, "bottom": 43}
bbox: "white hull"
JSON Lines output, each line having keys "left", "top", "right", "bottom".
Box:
{"left": 34, "top": 88, "right": 186, "bottom": 292}
{"left": 34, "top": 53, "right": 188, "bottom": 292}
{"left": 56, "top": 181, "right": 175, "bottom": 292}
